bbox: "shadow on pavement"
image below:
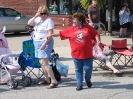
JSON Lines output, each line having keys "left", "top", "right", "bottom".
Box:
{"left": 0, "top": 88, "right": 10, "bottom": 93}
{"left": 4, "top": 32, "right": 30, "bottom": 38}
{"left": 93, "top": 81, "right": 133, "bottom": 90}
{"left": 59, "top": 57, "right": 72, "bottom": 61}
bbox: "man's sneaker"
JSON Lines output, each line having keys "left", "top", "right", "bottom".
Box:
{"left": 86, "top": 81, "right": 92, "bottom": 88}
{"left": 76, "top": 86, "right": 83, "bottom": 91}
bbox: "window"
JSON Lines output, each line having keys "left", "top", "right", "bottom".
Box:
{"left": 72, "top": 0, "right": 86, "bottom": 14}
{"left": 47, "top": 0, "right": 85, "bottom": 15}
{"left": 5, "top": 8, "right": 20, "bottom": 17}
{"left": 60, "top": 0, "right": 69, "bottom": 14}
{"left": 48, "top": 0, "right": 70, "bottom": 15}
{"left": 48, "top": 0, "right": 59, "bottom": 14}
{"left": 72, "top": 0, "right": 79, "bottom": 13}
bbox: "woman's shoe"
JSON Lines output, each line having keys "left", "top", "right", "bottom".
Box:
{"left": 76, "top": 86, "right": 83, "bottom": 91}
{"left": 114, "top": 70, "right": 124, "bottom": 76}
{"left": 37, "top": 78, "right": 51, "bottom": 85}
{"left": 86, "top": 81, "right": 92, "bottom": 88}
{"left": 46, "top": 83, "right": 58, "bottom": 89}
{"left": 37, "top": 80, "right": 50, "bottom": 85}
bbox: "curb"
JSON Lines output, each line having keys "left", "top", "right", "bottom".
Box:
{"left": 68, "top": 67, "right": 133, "bottom": 76}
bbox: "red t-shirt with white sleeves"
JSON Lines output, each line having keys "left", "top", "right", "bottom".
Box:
{"left": 59, "top": 24, "right": 99, "bottom": 59}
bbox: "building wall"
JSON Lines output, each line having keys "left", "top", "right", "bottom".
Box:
{"left": 50, "top": 15, "right": 72, "bottom": 29}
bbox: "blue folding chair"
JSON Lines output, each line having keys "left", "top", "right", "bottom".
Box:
{"left": 19, "top": 40, "right": 61, "bottom": 83}
{"left": 20, "top": 40, "right": 44, "bottom": 83}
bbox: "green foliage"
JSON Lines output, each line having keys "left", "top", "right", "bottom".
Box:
{"left": 80, "top": 0, "right": 107, "bottom": 10}
{"left": 73, "top": 0, "right": 79, "bottom": 4}
{"left": 80, "top": 0, "right": 91, "bottom": 10}
{"left": 97, "top": 0, "right": 106, "bottom": 9}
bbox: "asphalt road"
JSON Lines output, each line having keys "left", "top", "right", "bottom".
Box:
{"left": 0, "top": 74, "right": 133, "bottom": 99}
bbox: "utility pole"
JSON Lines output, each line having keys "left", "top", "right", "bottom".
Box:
{"left": 108, "top": 0, "right": 112, "bottom": 35}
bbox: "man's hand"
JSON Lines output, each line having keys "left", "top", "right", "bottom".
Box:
{"left": 89, "top": 22, "right": 94, "bottom": 27}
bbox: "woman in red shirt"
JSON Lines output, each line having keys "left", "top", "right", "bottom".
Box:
{"left": 47, "top": 12, "right": 100, "bottom": 91}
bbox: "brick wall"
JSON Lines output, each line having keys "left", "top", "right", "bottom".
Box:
{"left": 50, "top": 15, "right": 72, "bottom": 29}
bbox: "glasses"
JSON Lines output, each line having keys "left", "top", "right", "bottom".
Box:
{"left": 40, "top": 13, "right": 47, "bottom": 15}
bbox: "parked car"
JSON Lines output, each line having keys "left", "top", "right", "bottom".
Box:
{"left": 0, "top": 6, "right": 31, "bottom": 33}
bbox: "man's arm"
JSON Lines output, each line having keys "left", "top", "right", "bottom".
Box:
{"left": 88, "top": 6, "right": 93, "bottom": 26}
{"left": 88, "top": 13, "right": 92, "bottom": 23}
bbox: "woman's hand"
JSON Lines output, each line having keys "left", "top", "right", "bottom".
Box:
{"left": 34, "top": 13, "right": 41, "bottom": 18}
{"left": 27, "top": 13, "right": 40, "bottom": 26}
{"left": 40, "top": 44, "right": 46, "bottom": 50}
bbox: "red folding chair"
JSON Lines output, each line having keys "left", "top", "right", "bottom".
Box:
{"left": 111, "top": 39, "right": 133, "bottom": 67}
{"left": 131, "top": 32, "right": 133, "bottom": 51}
{"left": 128, "top": 33, "right": 133, "bottom": 64}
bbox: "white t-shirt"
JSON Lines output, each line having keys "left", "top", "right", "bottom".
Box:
{"left": 33, "top": 17, "right": 54, "bottom": 41}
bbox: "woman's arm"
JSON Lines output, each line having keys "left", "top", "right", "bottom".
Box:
{"left": 27, "top": 17, "right": 36, "bottom": 26}
{"left": 47, "top": 27, "right": 70, "bottom": 41}
{"left": 51, "top": 32, "right": 60, "bottom": 37}
{"left": 47, "top": 32, "right": 60, "bottom": 39}
{"left": 27, "top": 13, "right": 40, "bottom": 26}
{"left": 95, "top": 35, "right": 101, "bottom": 43}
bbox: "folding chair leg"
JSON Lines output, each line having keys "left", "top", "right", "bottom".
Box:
{"left": 125, "top": 56, "right": 133, "bottom": 66}
{"left": 113, "top": 54, "right": 123, "bottom": 69}
{"left": 25, "top": 67, "right": 44, "bottom": 84}
{"left": 93, "top": 59, "right": 106, "bottom": 70}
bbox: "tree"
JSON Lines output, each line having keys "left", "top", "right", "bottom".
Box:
{"left": 80, "top": 0, "right": 107, "bottom": 10}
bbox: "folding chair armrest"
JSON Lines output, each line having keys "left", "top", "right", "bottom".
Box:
{"left": 128, "top": 46, "right": 133, "bottom": 52}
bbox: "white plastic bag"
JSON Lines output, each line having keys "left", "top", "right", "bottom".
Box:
{"left": 93, "top": 43, "right": 106, "bottom": 60}
{"left": 56, "top": 59, "right": 69, "bottom": 77}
